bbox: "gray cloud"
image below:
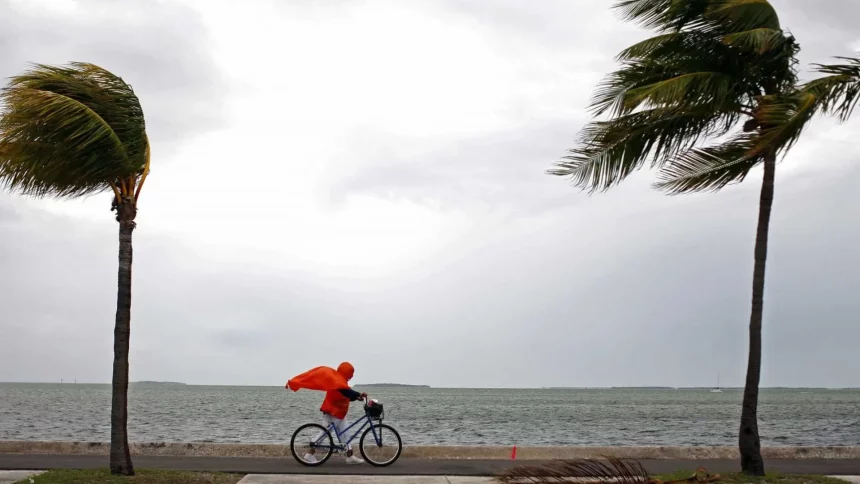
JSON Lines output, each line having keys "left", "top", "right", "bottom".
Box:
{"left": 0, "top": 202, "right": 20, "bottom": 223}
{"left": 327, "top": 120, "right": 587, "bottom": 214}
{"left": 328, "top": 1, "right": 860, "bottom": 214}
{"left": 438, "top": 0, "right": 642, "bottom": 51}
{"left": 774, "top": 0, "right": 860, "bottom": 69}
{"left": 0, "top": 0, "right": 229, "bottom": 155}
{"left": 3, "top": 149, "right": 859, "bottom": 388}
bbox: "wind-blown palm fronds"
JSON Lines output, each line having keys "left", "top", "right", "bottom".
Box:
{"left": 805, "top": 57, "right": 860, "bottom": 121}
{"left": 550, "top": 0, "right": 799, "bottom": 193}
{"left": 0, "top": 62, "right": 148, "bottom": 202}
{"left": 654, "top": 56, "right": 860, "bottom": 194}
{"left": 615, "top": 0, "right": 780, "bottom": 34}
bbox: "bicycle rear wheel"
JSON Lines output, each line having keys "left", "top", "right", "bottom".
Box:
{"left": 359, "top": 423, "right": 402, "bottom": 467}
{"left": 290, "top": 423, "right": 333, "bottom": 466}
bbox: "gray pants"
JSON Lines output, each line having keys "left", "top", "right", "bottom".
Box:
{"left": 313, "top": 412, "right": 351, "bottom": 452}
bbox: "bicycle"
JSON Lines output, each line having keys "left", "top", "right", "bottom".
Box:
{"left": 289, "top": 398, "right": 402, "bottom": 467}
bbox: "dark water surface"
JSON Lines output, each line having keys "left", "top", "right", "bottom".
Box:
{"left": 1, "top": 384, "right": 858, "bottom": 446}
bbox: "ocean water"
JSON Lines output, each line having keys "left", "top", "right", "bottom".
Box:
{"left": 0, "top": 384, "right": 858, "bottom": 447}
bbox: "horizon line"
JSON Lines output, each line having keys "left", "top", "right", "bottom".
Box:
{"left": 1, "top": 381, "right": 858, "bottom": 390}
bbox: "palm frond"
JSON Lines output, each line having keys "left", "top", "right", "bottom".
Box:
{"left": 616, "top": 31, "right": 734, "bottom": 65}
{"left": 496, "top": 458, "right": 722, "bottom": 484}
{"left": 705, "top": 0, "right": 780, "bottom": 32}
{"left": 614, "top": 0, "right": 779, "bottom": 34}
{"left": 624, "top": 72, "right": 738, "bottom": 112}
{"left": 592, "top": 63, "right": 744, "bottom": 118}
{"left": 590, "top": 61, "right": 681, "bottom": 117}
{"left": 613, "top": 0, "right": 710, "bottom": 33}
{"left": 721, "top": 28, "right": 786, "bottom": 54}
{"left": 496, "top": 456, "right": 650, "bottom": 484}
{"left": 550, "top": 107, "right": 738, "bottom": 192}
{"left": 0, "top": 62, "right": 147, "bottom": 198}
{"left": 752, "top": 90, "right": 818, "bottom": 155}
{"left": 654, "top": 134, "right": 761, "bottom": 193}
{"left": 0, "top": 90, "right": 126, "bottom": 197}
{"left": 616, "top": 32, "right": 686, "bottom": 61}
{"left": 660, "top": 74, "right": 851, "bottom": 196}
{"left": 595, "top": 31, "right": 765, "bottom": 117}
{"left": 807, "top": 56, "right": 860, "bottom": 121}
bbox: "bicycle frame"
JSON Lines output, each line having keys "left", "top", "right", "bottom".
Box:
{"left": 311, "top": 411, "right": 385, "bottom": 451}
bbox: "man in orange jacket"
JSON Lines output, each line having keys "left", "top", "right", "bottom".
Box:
{"left": 288, "top": 362, "right": 367, "bottom": 464}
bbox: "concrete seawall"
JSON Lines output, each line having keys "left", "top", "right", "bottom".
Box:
{"left": 2, "top": 442, "right": 859, "bottom": 460}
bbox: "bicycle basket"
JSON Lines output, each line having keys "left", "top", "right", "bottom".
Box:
{"left": 365, "top": 401, "right": 384, "bottom": 419}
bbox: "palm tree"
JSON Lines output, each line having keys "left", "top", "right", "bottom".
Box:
{"left": 0, "top": 62, "right": 149, "bottom": 476}
{"left": 549, "top": 0, "right": 860, "bottom": 475}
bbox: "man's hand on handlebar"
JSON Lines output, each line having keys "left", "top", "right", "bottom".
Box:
{"left": 359, "top": 392, "right": 368, "bottom": 401}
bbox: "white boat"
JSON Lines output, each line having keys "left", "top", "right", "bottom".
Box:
{"left": 710, "top": 373, "right": 723, "bottom": 393}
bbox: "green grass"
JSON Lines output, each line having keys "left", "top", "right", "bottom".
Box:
{"left": 655, "top": 472, "right": 848, "bottom": 484}
{"left": 15, "top": 469, "right": 242, "bottom": 484}
{"left": 17, "top": 469, "right": 851, "bottom": 484}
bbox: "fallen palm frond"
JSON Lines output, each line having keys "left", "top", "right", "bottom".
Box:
{"left": 495, "top": 456, "right": 721, "bottom": 484}
{"left": 495, "top": 456, "right": 650, "bottom": 484}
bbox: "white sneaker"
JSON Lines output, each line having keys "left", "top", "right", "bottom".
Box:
{"left": 303, "top": 453, "right": 318, "bottom": 463}
{"left": 345, "top": 455, "right": 365, "bottom": 465}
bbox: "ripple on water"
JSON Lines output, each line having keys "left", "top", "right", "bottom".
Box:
{"left": 1, "top": 384, "right": 859, "bottom": 445}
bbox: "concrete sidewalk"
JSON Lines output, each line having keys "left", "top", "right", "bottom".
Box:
{"left": 0, "top": 471, "right": 43, "bottom": 484}
{"left": 238, "top": 477, "right": 494, "bottom": 484}
{"left": 235, "top": 477, "right": 860, "bottom": 484}
{"left": 2, "top": 471, "right": 860, "bottom": 484}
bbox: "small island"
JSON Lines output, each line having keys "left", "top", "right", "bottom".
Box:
{"left": 611, "top": 386, "right": 675, "bottom": 390}
{"left": 130, "top": 381, "right": 187, "bottom": 387}
{"left": 358, "top": 383, "right": 430, "bottom": 388}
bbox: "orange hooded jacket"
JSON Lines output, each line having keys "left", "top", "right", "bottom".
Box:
{"left": 286, "top": 362, "right": 356, "bottom": 419}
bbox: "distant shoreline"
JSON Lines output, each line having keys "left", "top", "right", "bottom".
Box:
{"left": 358, "top": 383, "right": 430, "bottom": 388}
{"left": 130, "top": 381, "right": 187, "bottom": 386}
{"left": 0, "top": 382, "right": 856, "bottom": 390}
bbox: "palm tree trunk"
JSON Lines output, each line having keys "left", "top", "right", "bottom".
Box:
{"left": 110, "top": 201, "right": 136, "bottom": 476}
{"left": 739, "top": 152, "right": 775, "bottom": 476}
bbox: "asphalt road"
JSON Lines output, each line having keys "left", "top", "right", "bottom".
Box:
{"left": 2, "top": 455, "right": 860, "bottom": 476}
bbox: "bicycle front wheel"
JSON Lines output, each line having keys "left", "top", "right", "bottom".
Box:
{"left": 290, "top": 423, "right": 333, "bottom": 466}
{"left": 359, "top": 423, "right": 402, "bottom": 467}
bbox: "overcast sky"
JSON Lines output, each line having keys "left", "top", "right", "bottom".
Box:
{"left": 1, "top": 0, "right": 858, "bottom": 389}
